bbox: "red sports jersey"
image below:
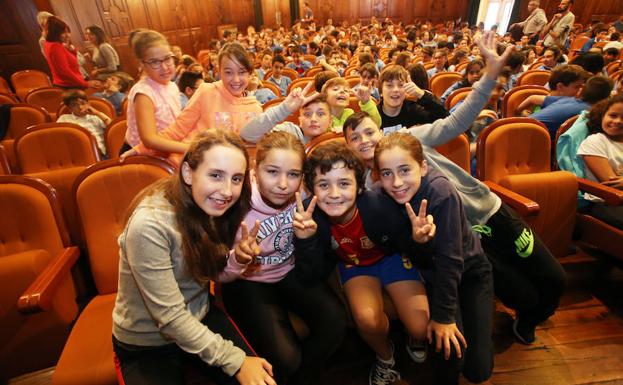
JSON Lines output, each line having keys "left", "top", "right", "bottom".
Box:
{"left": 330, "top": 209, "right": 385, "bottom": 266}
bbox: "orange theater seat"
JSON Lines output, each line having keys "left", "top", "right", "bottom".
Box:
{"left": 105, "top": 118, "right": 128, "bottom": 159}
{"left": 51, "top": 156, "right": 174, "bottom": 385}
{"left": 0, "top": 103, "right": 51, "bottom": 172}
{"left": 477, "top": 118, "right": 578, "bottom": 257}
{"left": 0, "top": 92, "right": 18, "bottom": 104}
{"left": 435, "top": 133, "right": 470, "bottom": 173}
{"left": 430, "top": 72, "right": 462, "bottom": 98}
{"left": 0, "top": 76, "right": 13, "bottom": 94}
{"left": 0, "top": 144, "right": 10, "bottom": 174}
{"left": 502, "top": 85, "right": 550, "bottom": 118}
{"left": 15, "top": 122, "right": 102, "bottom": 246}
{"left": 305, "top": 132, "right": 345, "bottom": 156}
{"left": 25, "top": 87, "right": 64, "bottom": 120}
{"left": 263, "top": 67, "right": 299, "bottom": 82}
{"left": 516, "top": 69, "right": 551, "bottom": 87}
{"left": 444, "top": 87, "right": 471, "bottom": 110}
{"left": 0, "top": 176, "right": 79, "bottom": 380}
{"left": 262, "top": 96, "right": 299, "bottom": 124}
{"left": 287, "top": 77, "right": 314, "bottom": 95}
{"left": 11, "top": 69, "right": 52, "bottom": 102}
{"left": 305, "top": 65, "right": 323, "bottom": 78}
{"left": 261, "top": 80, "right": 282, "bottom": 97}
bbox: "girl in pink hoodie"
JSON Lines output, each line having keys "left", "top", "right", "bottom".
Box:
{"left": 220, "top": 131, "right": 347, "bottom": 385}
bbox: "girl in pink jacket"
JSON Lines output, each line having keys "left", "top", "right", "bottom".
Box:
{"left": 220, "top": 132, "right": 347, "bottom": 385}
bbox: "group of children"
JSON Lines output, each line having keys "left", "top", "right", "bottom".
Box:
{"left": 70, "top": 11, "right": 623, "bottom": 385}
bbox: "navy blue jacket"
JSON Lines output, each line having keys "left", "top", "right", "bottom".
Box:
{"left": 385, "top": 168, "right": 485, "bottom": 324}
{"left": 293, "top": 190, "right": 420, "bottom": 286}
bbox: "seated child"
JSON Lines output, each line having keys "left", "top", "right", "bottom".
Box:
{"left": 246, "top": 73, "right": 277, "bottom": 104}
{"left": 256, "top": 50, "right": 273, "bottom": 80}
{"left": 352, "top": 62, "right": 381, "bottom": 101}
{"left": 241, "top": 92, "right": 334, "bottom": 144}
{"left": 286, "top": 46, "right": 313, "bottom": 77}
{"left": 92, "top": 72, "right": 130, "bottom": 115}
{"left": 439, "top": 59, "right": 484, "bottom": 105}
{"left": 176, "top": 70, "right": 204, "bottom": 109}
{"left": 294, "top": 141, "right": 433, "bottom": 385}
{"left": 376, "top": 64, "right": 449, "bottom": 134}
{"left": 515, "top": 64, "right": 589, "bottom": 116}
{"left": 267, "top": 54, "right": 292, "bottom": 96}
{"left": 374, "top": 132, "right": 494, "bottom": 384}
{"left": 57, "top": 90, "right": 111, "bottom": 157}
{"left": 321, "top": 77, "right": 381, "bottom": 130}
{"left": 531, "top": 75, "right": 613, "bottom": 141}
{"left": 577, "top": 94, "right": 623, "bottom": 230}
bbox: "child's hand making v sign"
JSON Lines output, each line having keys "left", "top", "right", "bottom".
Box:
{"left": 406, "top": 199, "right": 436, "bottom": 243}
{"left": 292, "top": 192, "right": 317, "bottom": 239}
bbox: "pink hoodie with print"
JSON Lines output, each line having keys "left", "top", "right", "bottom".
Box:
{"left": 220, "top": 181, "right": 296, "bottom": 283}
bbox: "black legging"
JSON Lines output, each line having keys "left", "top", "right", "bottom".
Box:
{"left": 481, "top": 203, "right": 567, "bottom": 328}
{"left": 222, "top": 271, "right": 347, "bottom": 385}
{"left": 113, "top": 303, "right": 254, "bottom": 385}
{"left": 421, "top": 253, "right": 494, "bottom": 385}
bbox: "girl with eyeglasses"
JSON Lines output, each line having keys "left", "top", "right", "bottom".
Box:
{"left": 121, "top": 29, "right": 181, "bottom": 156}
{"left": 122, "top": 42, "right": 263, "bottom": 164}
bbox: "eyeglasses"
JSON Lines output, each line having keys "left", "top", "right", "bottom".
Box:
{"left": 142, "top": 54, "right": 175, "bottom": 69}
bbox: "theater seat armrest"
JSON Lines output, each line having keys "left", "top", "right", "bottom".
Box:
{"left": 484, "top": 181, "right": 540, "bottom": 217}
{"left": 577, "top": 178, "right": 623, "bottom": 206}
{"left": 18, "top": 246, "right": 80, "bottom": 314}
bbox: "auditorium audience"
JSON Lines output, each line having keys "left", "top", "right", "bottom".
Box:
{"left": 8, "top": 11, "right": 623, "bottom": 384}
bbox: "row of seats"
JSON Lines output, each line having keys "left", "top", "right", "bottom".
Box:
{"left": 0, "top": 156, "right": 175, "bottom": 383}
{"left": 0, "top": 88, "right": 117, "bottom": 121}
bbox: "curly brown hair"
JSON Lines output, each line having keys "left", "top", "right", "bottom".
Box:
{"left": 304, "top": 141, "right": 366, "bottom": 193}
{"left": 587, "top": 94, "right": 623, "bottom": 135}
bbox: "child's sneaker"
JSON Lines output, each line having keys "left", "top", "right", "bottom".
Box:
{"left": 405, "top": 336, "right": 427, "bottom": 363}
{"left": 369, "top": 343, "right": 401, "bottom": 385}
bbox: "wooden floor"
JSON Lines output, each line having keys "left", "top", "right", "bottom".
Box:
{"left": 8, "top": 255, "right": 623, "bottom": 385}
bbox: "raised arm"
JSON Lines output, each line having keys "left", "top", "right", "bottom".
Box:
{"left": 240, "top": 82, "right": 319, "bottom": 143}
{"left": 408, "top": 33, "right": 513, "bottom": 147}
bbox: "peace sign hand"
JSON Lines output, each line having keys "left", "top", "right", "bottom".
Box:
{"left": 407, "top": 200, "right": 436, "bottom": 243}
{"left": 234, "top": 220, "right": 261, "bottom": 265}
{"left": 283, "top": 81, "right": 320, "bottom": 113}
{"left": 293, "top": 192, "right": 318, "bottom": 239}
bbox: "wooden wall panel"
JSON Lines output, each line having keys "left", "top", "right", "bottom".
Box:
{"left": 518, "top": 0, "right": 623, "bottom": 29}
{"left": 303, "top": 0, "right": 468, "bottom": 25}
{"left": 46, "top": 0, "right": 255, "bottom": 77}
{"left": 262, "top": 0, "right": 292, "bottom": 28}
{"left": 0, "top": 0, "right": 50, "bottom": 82}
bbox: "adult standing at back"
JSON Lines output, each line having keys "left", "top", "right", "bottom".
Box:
{"left": 84, "top": 25, "right": 121, "bottom": 77}
{"left": 510, "top": 0, "right": 547, "bottom": 45}
{"left": 44, "top": 16, "right": 95, "bottom": 89}
{"left": 542, "top": 0, "right": 575, "bottom": 48}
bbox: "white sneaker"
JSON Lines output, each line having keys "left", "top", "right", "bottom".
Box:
{"left": 405, "top": 336, "right": 427, "bottom": 363}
